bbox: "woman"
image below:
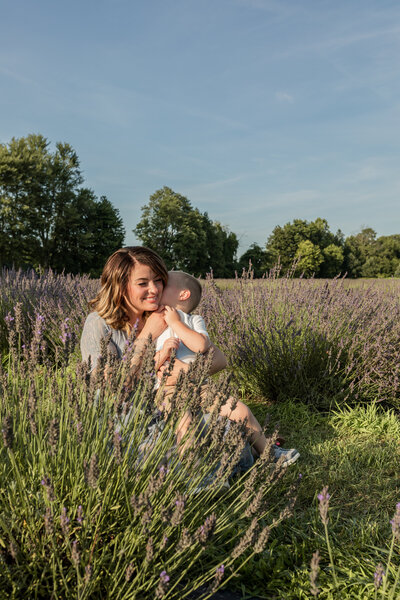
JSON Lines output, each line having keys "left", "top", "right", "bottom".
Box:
{"left": 80, "top": 245, "right": 226, "bottom": 382}
{"left": 81, "top": 246, "right": 299, "bottom": 467}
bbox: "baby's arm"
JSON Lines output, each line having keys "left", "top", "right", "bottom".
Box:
{"left": 154, "top": 337, "right": 180, "bottom": 371}
{"left": 164, "top": 306, "right": 210, "bottom": 353}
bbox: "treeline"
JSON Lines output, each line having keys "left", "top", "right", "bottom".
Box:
{"left": 134, "top": 189, "right": 400, "bottom": 279}
{"left": 0, "top": 135, "right": 125, "bottom": 277}
{"left": 1, "top": 135, "right": 399, "bottom": 278}
{"left": 238, "top": 221, "right": 400, "bottom": 279}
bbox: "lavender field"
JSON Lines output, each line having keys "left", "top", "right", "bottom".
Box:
{"left": 1, "top": 268, "right": 400, "bottom": 599}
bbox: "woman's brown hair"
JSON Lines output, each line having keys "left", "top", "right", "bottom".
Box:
{"left": 90, "top": 246, "right": 168, "bottom": 331}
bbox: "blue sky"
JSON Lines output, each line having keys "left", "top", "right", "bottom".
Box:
{"left": 1, "top": 0, "right": 400, "bottom": 254}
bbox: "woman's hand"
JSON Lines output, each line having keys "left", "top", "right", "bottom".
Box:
{"left": 137, "top": 306, "right": 167, "bottom": 341}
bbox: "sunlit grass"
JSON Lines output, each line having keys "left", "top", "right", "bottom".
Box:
{"left": 234, "top": 399, "right": 400, "bottom": 599}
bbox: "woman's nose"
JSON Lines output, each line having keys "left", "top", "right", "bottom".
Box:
{"left": 148, "top": 280, "right": 157, "bottom": 294}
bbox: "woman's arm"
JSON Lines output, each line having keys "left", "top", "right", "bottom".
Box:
{"left": 126, "top": 307, "right": 168, "bottom": 377}
{"left": 208, "top": 343, "right": 227, "bottom": 374}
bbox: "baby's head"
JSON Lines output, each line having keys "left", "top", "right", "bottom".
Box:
{"left": 161, "top": 271, "right": 202, "bottom": 313}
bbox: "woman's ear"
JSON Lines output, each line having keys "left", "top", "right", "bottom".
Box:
{"left": 179, "top": 289, "right": 191, "bottom": 301}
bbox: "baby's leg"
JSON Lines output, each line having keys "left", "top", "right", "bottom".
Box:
{"left": 158, "top": 386, "right": 196, "bottom": 455}
{"left": 175, "top": 411, "right": 194, "bottom": 454}
{"left": 213, "top": 397, "right": 267, "bottom": 457}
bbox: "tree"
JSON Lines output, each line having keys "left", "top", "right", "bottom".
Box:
{"left": 360, "top": 234, "right": 400, "bottom": 278}
{"left": 321, "top": 243, "right": 344, "bottom": 278}
{"left": 343, "top": 228, "right": 376, "bottom": 277}
{"left": 295, "top": 240, "right": 323, "bottom": 276}
{"left": 266, "top": 218, "right": 344, "bottom": 277}
{"left": 204, "top": 218, "right": 239, "bottom": 277}
{"left": 134, "top": 187, "right": 206, "bottom": 272}
{"left": 51, "top": 194, "right": 125, "bottom": 277}
{"left": 238, "top": 243, "right": 269, "bottom": 277}
{"left": 0, "top": 134, "right": 124, "bottom": 275}
{"left": 134, "top": 187, "right": 238, "bottom": 277}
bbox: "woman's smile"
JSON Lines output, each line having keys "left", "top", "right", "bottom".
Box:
{"left": 125, "top": 263, "right": 164, "bottom": 317}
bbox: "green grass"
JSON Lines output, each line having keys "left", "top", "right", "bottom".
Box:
{"left": 229, "top": 398, "right": 400, "bottom": 599}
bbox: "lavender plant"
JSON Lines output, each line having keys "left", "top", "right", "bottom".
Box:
{"left": 200, "top": 274, "right": 400, "bottom": 409}
{"left": 0, "top": 319, "right": 293, "bottom": 599}
{"left": 1, "top": 268, "right": 400, "bottom": 409}
{"left": 0, "top": 267, "right": 98, "bottom": 357}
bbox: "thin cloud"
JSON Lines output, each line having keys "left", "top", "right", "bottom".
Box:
{"left": 275, "top": 91, "right": 294, "bottom": 103}
{"left": 276, "top": 25, "right": 400, "bottom": 59}
{"left": 234, "top": 0, "right": 300, "bottom": 19}
{"left": 0, "top": 63, "right": 36, "bottom": 87}
{"left": 187, "top": 175, "right": 246, "bottom": 192}
{"left": 184, "top": 106, "right": 248, "bottom": 131}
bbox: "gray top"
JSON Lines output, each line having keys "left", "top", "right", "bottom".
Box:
{"left": 80, "top": 311, "right": 129, "bottom": 371}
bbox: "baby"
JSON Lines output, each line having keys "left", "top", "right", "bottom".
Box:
{"left": 154, "top": 271, "right": 299, "bottom": 465}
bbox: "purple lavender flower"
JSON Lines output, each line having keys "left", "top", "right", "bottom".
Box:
{"left": 41, "top": 476, "right": 55, "bottom": 502}
{"left": 196, "top": 513, "right": 217, "bottom": 546}
{"left": 125, "top": 562, "right": 135, "bottom": 582}
{"left": 44, "top": 507, "right": 54, "bottom": 536}
{"left": 84, "top": 564, "right": 92, "bottom": 585}
{"left": 160, "top": 571, "right": 170, "bottom": 583}
{"left": 171, "top": 495, "right": 186, "bottom": 526}
{"left": 155, "top": 569, "right": 171, "bottom": 598}
{"left": 317, "top": 486, "right": 330, "bottom": 525}
{"left": 208, "top": 564, "right": 226, "bottom": 595}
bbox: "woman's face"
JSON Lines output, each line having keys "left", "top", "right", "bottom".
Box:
{"left": 125, "top": 263, "right": 164, "bottom": 315}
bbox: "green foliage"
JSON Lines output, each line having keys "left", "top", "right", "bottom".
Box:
{"left": 295, "top": 240, "right": 323, "bottom": 277}
{"left": 265, "top": 218, "right": 344, "bottom": 277}
{"left": 344, "top": 230, "right": 400, "bottom": 278}
{"left": 242, "top": 222, "right": 400, "bottom": 280}
{"left": 362, "top": 235, "right": 400, "bottom": 278}
{"left": 0, "top": 134, "right": 125, "bottom": 275}
{"left": 344, "top": 228, "right": 377, "bottom": 277}
{"left": 134, "top": 187, "right": 238, "bottom": 277}
{"left": 234, "top": 400, "right": 400, "bottom": 599}
{"left": 237, "top": 243, "right": 269, "bottom": 278}
{"left": 322, "top": 243, "right": 345, "bottom": 278}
